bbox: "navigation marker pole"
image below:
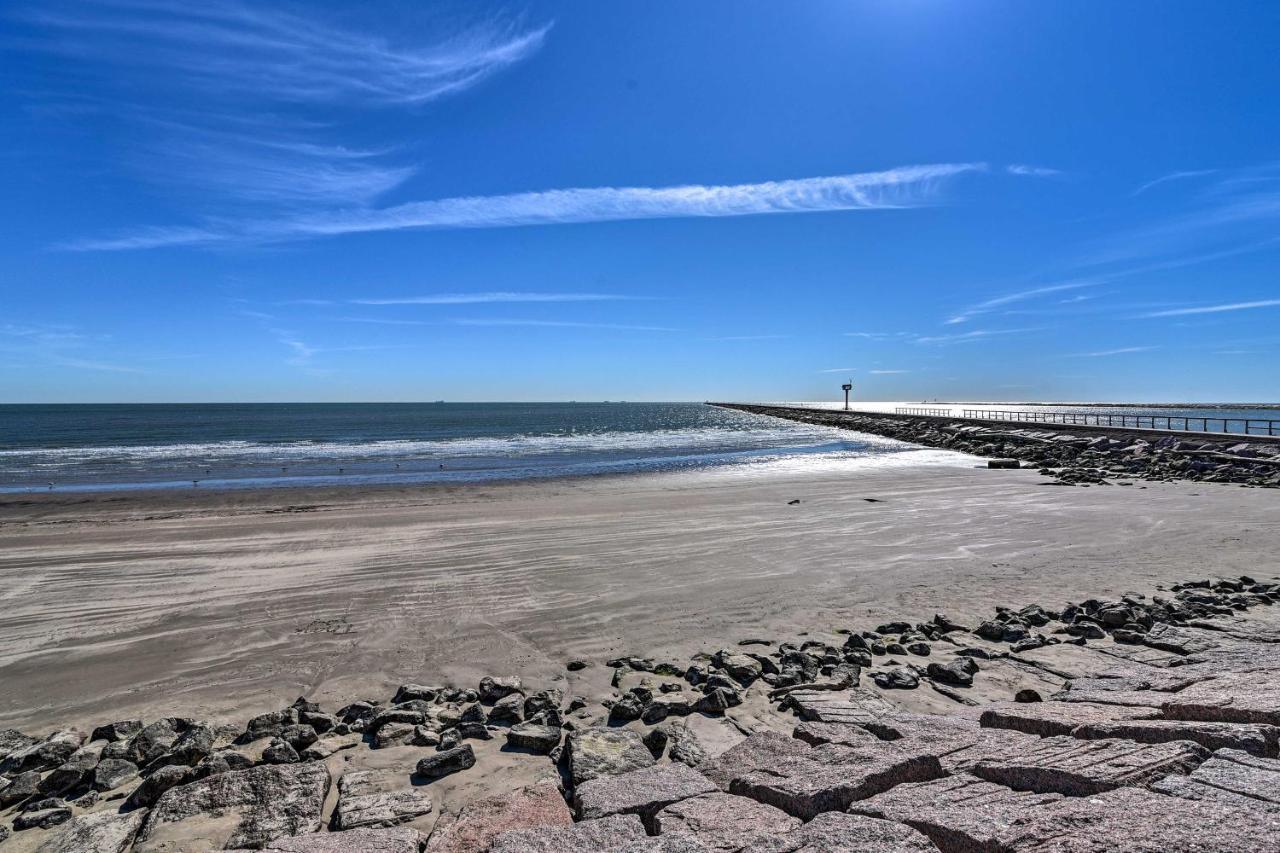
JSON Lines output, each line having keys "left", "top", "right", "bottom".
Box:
{"left": 842, "top": 380, "right": 853, "bottom": 411}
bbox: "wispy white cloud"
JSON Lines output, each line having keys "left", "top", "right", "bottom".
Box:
{"left": 451, "top": 319, "right": 679, "bottom": 332}
{"left": 1084, "top": 164, "right": 1280, "bottom": 268}
{"left": 352, "top": 292, "right": 635, "bottom": 306}
{"left": 843, "top": 331, "right": 911, "bottom": 340}
{"left": 18, "top": 2, "right": 550, "bottom": 233}
{"left": 707, "top": 334, "right": 790, "bottom": 341}
{"left": 66, "top": 163, "right": 988, "bottom": 250}
{"left": 1131, "top": 169, "right": 1219, "bottom": 196}
{"left": 945, "top": 281, "right": 1098, "bottom": 324}
{"left": 1068, "top": 346, "right": 1158, "bottom": 357}
{"left": 817, "top": 367, "right": 858, "bottom": 373}
{"left": 1006, "top": 164, "right": 1062, "bottom": 177}
{"left": 0, "top": 323, "right": 142, "bottom": 372}
{"left": 19, "top": 1, "right": 550, "bottom": 106}
{"left": 1143, "top": 299, "right": 1280, "bottom": 318}
{"left": 914, "top": 328, "right": 1040, "bottom": 345}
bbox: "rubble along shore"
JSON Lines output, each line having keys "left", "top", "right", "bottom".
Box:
{"left": 3, "top": 571, "right": 1280, "bottom": 851}
{"left": 712, "top": 403, "right": 1280, "bottom": 488}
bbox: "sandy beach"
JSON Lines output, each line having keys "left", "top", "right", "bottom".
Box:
{"left": 3, "top": 460, "right": 1276, "bottom": 736}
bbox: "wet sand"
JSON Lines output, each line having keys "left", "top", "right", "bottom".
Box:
{"left": 1, "top": 461, "right": 1277, "bottom": 735}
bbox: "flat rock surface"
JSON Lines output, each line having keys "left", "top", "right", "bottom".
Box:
{"left": 1160, "top": 674, "right": 1280, "bottom": 725}
{"left": 33, "top": 809, "right": 147, "bottom": 853}
{"left": 566, "top": 728, "right": 657, "bottom": 786}
{"left": 489, "top": 813, "right": 648, "bottom": 852}
{"left": 652, "top": 792, "right": 801, "bottom": 851}
{"left": 135, "top": 760, "right": 331, "bottom": 851}
{"left": 1150, "top": 748, "right": 1280, "bottom": 809}
{"left": 575, "top": 764, "right": 717, "bottom": 828}
{"left": 738, "top": 812, "right": 938, "bottom": 852}
{"left": 703, "top": 731, "right": 944, "bottom": 820}
{"left": 980, "top": 701, "right": 1160, "bottom": 737}
{"left": 334, "top": 769, "right": 433, "bottom": 831}
{"left": 782, "top": 689, "right": 898, "bottom": 725}
{"left": 240, "top": 827, "right": 425, "bottom": 852}
{"left": 1071, "top": 719, "right": 1278, "bottom": 756}
{"left": 970, "top": 735, "right": 1208, "bottom": 795}
{"left": 999, "top": 785, "right": 1280, "bottom": 851}
{"left": 852, "top": 774, "right": 1063, "bottom": 851}
{"left": 426, "top": 781, "right": 572, "bottom": 852}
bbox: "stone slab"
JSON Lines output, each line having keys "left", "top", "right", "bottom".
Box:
{"left": 851, "top": 774, "right": 1063, "bottom": 852}
{"left": 334, "top": 769, "right": 433, "bottom": 830}
{"left": 702, "top": 731, "right": 944, "bottom": 820}
{"left": 489, "top": 813, "right": 648, "bottom": 852}
{"left": 999, "top": 785, "right": 1280, "bottom": 852}
{"left": 1161, "top": 674, "right": 1280, "bottom": 725}
{"left": 1150, "top": 748, "right": 1280, "bottom": 809}
{"left": 979, "top": 701, "right": 1160, "bottom": 737}
{"left": 566, "top": 727, "right": 656, "bottom": 786}
{"left": 738, "top": 812, "right": 937, "bottom": 852}
{"left": 652, "top": 792, "right": 801, "bottom": 851}
{"left": 34, "top": 809, "right": 147, "bottom": 853}
{"left": 241, "top": 827, "right": 425, "bottom": 853}
{"left": 426, "top": 781, "right": 572, "bottom": 852}
{"left": 575, "top": 764, "right": 717, "bottom": 829}
{"left": 969, "top": 735, "right": 1208, "bottom": 796}
{"left": 1072, "top": 719, "right": 1279, "bottom": 756}
{"left": 136, "top": 761, "right": 331, "bottom": 851}
{"left": 781, "top": 688, "right": 899, "bottom": 725}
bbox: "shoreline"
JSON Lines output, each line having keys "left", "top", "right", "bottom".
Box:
{"left": 3, "top": 461, "right": 1277, "bottom": 732}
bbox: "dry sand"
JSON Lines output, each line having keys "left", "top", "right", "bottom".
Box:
{"left": 1, "top": 460, "right": 1277, "bottom": 737}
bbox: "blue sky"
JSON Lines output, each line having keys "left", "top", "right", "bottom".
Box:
{"left": 2, "top": 0, "right": 1279, "bottom": 403}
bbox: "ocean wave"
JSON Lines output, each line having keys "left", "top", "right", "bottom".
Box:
{"left": 0, "top": 424, "right": 880, "bottom": 467}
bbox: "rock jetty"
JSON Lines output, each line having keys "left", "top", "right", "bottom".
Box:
{"left": 2, "top": 574, "right": 1279, "bottom": 850}
{"left": 713, "top": 403, "right": 1280, "bottom": 488}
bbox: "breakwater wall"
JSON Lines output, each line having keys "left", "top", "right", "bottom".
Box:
{"left": 712, "top": 403, "right": 1280, "bottom": 488}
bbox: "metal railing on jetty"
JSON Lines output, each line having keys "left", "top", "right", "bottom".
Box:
{"left": 894, "top": 407, "right": 953, "bottom": 417}
{"left": 961, "top": 408, "right": 1280, "bottom": 437}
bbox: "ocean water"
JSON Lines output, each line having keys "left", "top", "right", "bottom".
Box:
{"left": 0, "top": 402, "right": 964, "bottom": 493}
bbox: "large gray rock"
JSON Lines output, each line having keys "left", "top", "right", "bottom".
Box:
{"left": 135, "top": 759, "right": 330, "bottom": 850}
{"left": 1, "top": 729, "right": 85, "bottom": 773}
{"left": 702, "top": 732, "right": 944, "bottom": 820}
{"left": 652, "top": 792, "right": 801, "bottom": 851}
{"left": 334, "top": 769, "right": 433, "bottom": 830}
{"left": 425, "top": 781, "right": 572, "bottom": 852}
{"left": 0, "top": 770, "right": 42, "bottom": 806}
{"left": 738, "top": 812, "right": 937, "bottom": 852}
{"left": 566, "top": 727, "right": 656, "bottom": 786}
{"left": 125, "top": 764, "right": 193, "bottom": 809}
{"left": 969, "top": 735, "right": 1208, "bottom": 796}
{"left": 575, "top": 764, "right": 717, "bottom": 830}
{"left": 1161, "top": 674, "right": 1280, "bottom": 726}
{"left": 415, "top": 744, "right": 476, "bottom": 779}
{"left": 0, "top": 728, "right": 38, "bottom": 761}
{"left": 980, "top": 700, "right": 1160, "bottom": 737}
{"left": 33, "top": 809, "right": 147, "bottom": 853}
{"left": 489, "top": 814, "right": 648, "bottom": 852}
{"left": 94, "top": 757, "right": 141, "bottom": 791}
{"left": 850, "top": 774, "right": 1066, "bottom": 851}
{"left": 1071, "top": 719, "right": 1279, "bottom": 756}
{"left": 1151, "top": 748, "right": 1280, "bottom": 810}
{"left": 506, "top": 722, "right": 561, "bottom": 754}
